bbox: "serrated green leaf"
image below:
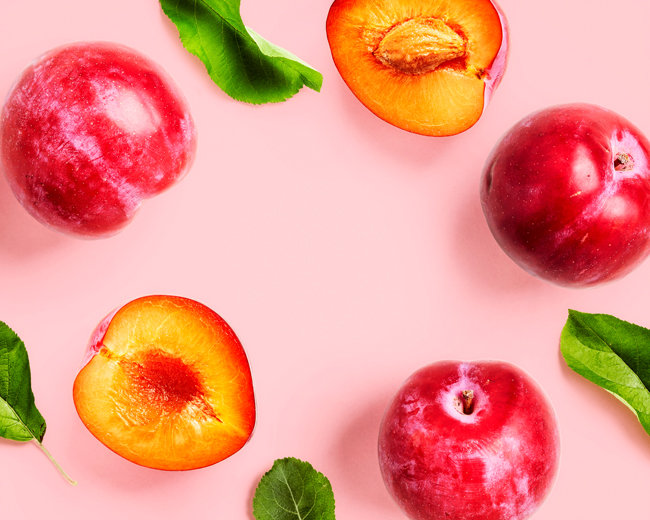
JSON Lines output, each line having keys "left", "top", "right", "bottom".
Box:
{"left": 560, "top": 309, "right": 650, "bottom": 435}
{"left": 0, "top": 321, "right": 46, "bottom": 442}
{"left": 159, "top": 0, "right": 323, "bottom": 104}
{"left": 253, "top": 457, "right": 336, "bottom": 520}
{"left": 0, "top": 322, "right": 75, "bottom": 484}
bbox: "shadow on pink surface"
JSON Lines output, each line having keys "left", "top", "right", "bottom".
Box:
{"left": 331, "top": 81, "right": 465, "bottom": 174}
{"left": 333, "top": 394, "right": 398, "bottom": 513}
{"left": 246, "top": 468, "right": 265, "bottom": 520}
{"left": 0, "top": 437, "right": 32, "bottom": 448}
{"left": 557, "top": 347, "right": 650, "bottom": 459}
{"left": 0, "top": 177, "right": 64, "bottom": 257}
{"left": 453, "top": 189, "right": 546, "bottom": 293}
{"left": 64, "top": 420, "right": 195, "bottom": 492}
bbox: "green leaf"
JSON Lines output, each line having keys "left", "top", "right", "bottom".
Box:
{"left": 159, "top": 0, "right": 323, "bottom": 104}
{"left": 0, "top": 321, "right": 46, "bottom": 442}
{"left": 253, "top": 457, "right": 336, "bottom": 520}
{"left": 560, "top": 309, "right": 650, "bottom": 435}
{"left": 0, "top": 321, "right": 76, "bottom": 485}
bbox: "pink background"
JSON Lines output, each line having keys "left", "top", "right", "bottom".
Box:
{"left": 0, "top": 0, "right": 649, "bottom": 517}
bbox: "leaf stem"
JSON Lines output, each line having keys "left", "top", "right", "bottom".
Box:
{"left": 32, "top": 439, "right": 77, "bottom": 486}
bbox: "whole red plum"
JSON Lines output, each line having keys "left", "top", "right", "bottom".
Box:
{"left": 0, "top": 42, "right": 196, "bottom": 238}
{"left": 378, "top": 361, "right": 559, "bottom": 520}
{"left": 481, "top": 104, "right": 650, "bottom": 286}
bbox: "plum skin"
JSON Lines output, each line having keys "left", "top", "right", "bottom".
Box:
{"left": 0, "top": 42, "right": 196, "bottom": 238}
{"left": 378, "top": 361, "right": 559, "bottom": 520}
{"left": 481, "top": 103, "right": 650, "bottom": 286}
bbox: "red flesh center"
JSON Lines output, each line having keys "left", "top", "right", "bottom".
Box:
{"left": 121, "top": 349, "right": 206, "bottom": 413}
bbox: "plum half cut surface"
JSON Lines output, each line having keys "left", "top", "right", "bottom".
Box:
{"left": 73, "top": 296, "right": 255, "bottom": 470}
{"left": 326, "top": 0, "right": 508, "bottom": 136}
{"left": 0, "top": 42, "right": 196, "bottom": 238}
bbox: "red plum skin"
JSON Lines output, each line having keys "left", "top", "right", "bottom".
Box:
{"left": 1, "top": 42, "right": 196, "bottom": 238}
{"left": 481, "top": 104, "right": 650, "bottom": 286}
{"left": 378, "top": 361, "right": 559, "bottom": 520}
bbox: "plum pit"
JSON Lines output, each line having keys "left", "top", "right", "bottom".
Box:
{"left": 374, "top": 17, "right": 468, "bottom": 75}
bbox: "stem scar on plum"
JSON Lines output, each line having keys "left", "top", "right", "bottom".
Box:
{"left": 614, "top": 152, "right": 634, "bottom": 172}
{"left": 454, "top": 389, "right": 475, "bottom": 415}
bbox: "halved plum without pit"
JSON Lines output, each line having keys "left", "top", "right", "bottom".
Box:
{"left": 73, "top": 295, "right": 255, "bottom": 470}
